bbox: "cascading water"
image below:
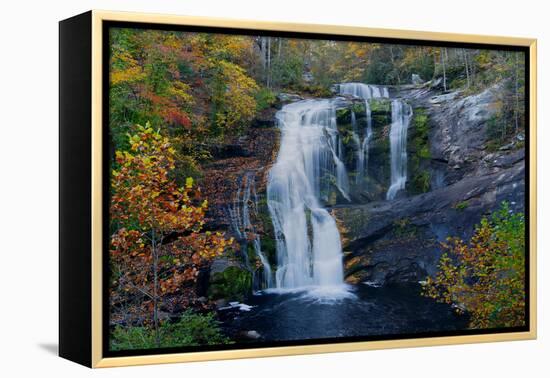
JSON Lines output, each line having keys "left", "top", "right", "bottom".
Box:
{"left": 228, "top": 173, "right": 273, "bottom": 290}
{"left": 243, "top": 86, "right": 410, "bottom": 297}
{"left": 386, "top": 100, "right": 412, "bottom": 200}
{"left": 339, "top": 83, "right": 389, "bottom": 183}
{"left": 267, "top": 99, "right": 348, "bottom": 294}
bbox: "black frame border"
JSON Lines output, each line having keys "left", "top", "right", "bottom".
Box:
{"left": 101, "top": 20, "right": 531, "bottom": 359}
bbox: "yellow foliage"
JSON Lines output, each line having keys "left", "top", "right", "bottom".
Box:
{"left": 212, "top": 60, "right": 259, "bottom": 132}
{"left": 167, "top": 81, "right": 195, "bottom": 106}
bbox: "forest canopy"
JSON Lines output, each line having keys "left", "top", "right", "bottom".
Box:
{"left": 109, "top": 28, "right": 525, "bottom": 157}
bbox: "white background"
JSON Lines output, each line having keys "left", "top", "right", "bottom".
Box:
{"left": 0, "top": 0, "right": 547, "bottom": 376}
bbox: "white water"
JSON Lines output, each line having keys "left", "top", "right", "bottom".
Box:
{"left": 228, "top": 173, "right": 273, "bottom": 289}
{"left": 267, "top": 99, "right": 348, "bottom": 294}
{"left": 339, "top": 83, "right": 389, "bottom": 184}
{"left": 386, "top": 100, "right": 412, "bottom": 200}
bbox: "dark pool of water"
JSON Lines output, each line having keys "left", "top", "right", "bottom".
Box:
{"left": 220, "top": 283, "right": 469, "bottom": 343}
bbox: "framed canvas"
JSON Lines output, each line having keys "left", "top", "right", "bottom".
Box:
{"left": 59, "top": 10, "right": 537, "bottom": 368}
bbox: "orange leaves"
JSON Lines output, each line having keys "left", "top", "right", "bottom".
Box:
{"left": 136, "top": 87, "right": 194, "bottom": 129}
{"left": 164, "top": 108, "right": 192, "bottom": 129}
{"left": 110, "top": 125, "right": 235, "bottom": 319}
{"left": 110, "top": 28, "right": 198, "bottom": 134}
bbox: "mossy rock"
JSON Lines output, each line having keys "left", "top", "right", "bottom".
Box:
{"left": 363, "top": 130, "right": 391, "bottom": 196}
{"left": 255, "top": 197, "right": 278, "bottom": 267}
{"left": 409, "top": 170, "right": 431, "bottom": 194}
{"left": 336, "top": 103, "right": 367, "bottom": 126}
{"left": 368, "top": 99, "right": 392, "bottom": 129}
{"left": 351, "top": 102, "right": 367, "bottom": 116}
{"left": 369, "top": 98, "right": 391, "bottom": 114}
{"left": 372, "top": 114, "right": 390, "bottom": 128}
{"left": 208, "top": 266, "right": 252, "bottom": 301}
{"left": 260, "top": 236, "right": 277, "bottom": 267}
{"left": 336, "top": 108, "right": 352, "bottom": 124}
{"left": 340, "top": 133, "right": 360, "bottom": 166}
{"left": 407, "top": 107, "right": 432, "bottom": 195}
{"left": 413, "top": 108, "right": 429, "bottom": 136}
{"left": 392, "top": 218, "right": 419, "bottom": 239}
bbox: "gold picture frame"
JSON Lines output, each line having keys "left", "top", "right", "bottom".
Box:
{"left": 59, "top": 10, "right": 537, "bottom": 368}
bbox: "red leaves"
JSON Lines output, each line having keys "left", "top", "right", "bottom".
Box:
{"left": 164, "top": 108, "right": 192, "bottom": 129}
{"left": 110, "top": 125, "right": 234, "bottom": 324}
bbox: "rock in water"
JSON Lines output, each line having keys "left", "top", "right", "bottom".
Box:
{"left": 245, "top": 330, "right": 261, "bottom": 339}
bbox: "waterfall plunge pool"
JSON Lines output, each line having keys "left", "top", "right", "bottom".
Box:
{"left": 219, "top": 283, "right": 468, "bottom": 343}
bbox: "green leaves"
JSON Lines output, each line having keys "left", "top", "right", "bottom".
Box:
{"left": 422, "top": 202, "right": 525, "bottom": 329}
{"left": 110, "top": 310, "right": 231, "bottom": 351}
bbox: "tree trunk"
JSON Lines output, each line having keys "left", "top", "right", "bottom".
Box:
{"left": 514, "top": 52, "right": 520, "bottom": 133}
{"left": 441, "top": 48, "right": 447, "bottom": 91}
{"left": 463, "top": 49, "right": 470, "bottom": 89}
{"left": 151, "top": 228, "right": 160, "bottom": 348}
{"left": 470, "top": 51, "right": 476, "bottom": 85}
{"left": 260, "top": 37, "right": 267, "bottom": 74}
{"left": 389, "top": 46, "right": 401, "bottom": 85}
{"left": 433, "top": 49, "right": 438, "bottom": 79}
{"left": 267, "top": 37, "right": 271, "bottom": 88}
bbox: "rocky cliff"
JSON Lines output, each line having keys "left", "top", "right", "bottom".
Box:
{"left": 200, "top": 81, "right": 525, "bottom": 298}
{"left": 333, "top": 82, "right": 525, "bottom": 286}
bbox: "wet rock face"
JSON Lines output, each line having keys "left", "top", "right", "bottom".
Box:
{"left": 334, "top": 81, "right": 525, "bottom": 286}
{"left": 336, "top": 155, "right": 524, "bottom": 285}
{"left": 334, "top": 97, "right": 393, "bottom": 203}
{"left": 203, "top": 80, "right": 526, "bottom": 293}
{"left": 426, "top": 82, "right": 505, "bottom": 185}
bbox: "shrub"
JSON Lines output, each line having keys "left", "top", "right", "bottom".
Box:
{"left": 208, "top": 266, "right": 252, "bottom": 300}
{"left": 255, "top": 87, "right": 277, "bottom": 111}
{"left": 411, "top": 171, "right": 431, "bottom": 193}
{"left": 110, "top": 310, "right": 231, "bottom": 351}
{"left": 422, "top": 202, "right": 525, "bottom": 329}
{"left": 454, "top": 201, "right": 469, "bottom": 211}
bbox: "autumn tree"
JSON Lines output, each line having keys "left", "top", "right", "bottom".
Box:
{"left": 422, "top": 202, "right": 525, "bottom": 329}
{"left": 110, "top": 124, "right": 234, "bottom": 346}
{"left": 208, "top": 60, "right": 259, "bottom": 135}
{"left": 110, "top": 28, "right": 262, "bottom": 145}
{"left": 186, "top": 33, "right": 260, "bottom": 136}
{"left": 109, "top": 29, "right": 196, "bottom": 136}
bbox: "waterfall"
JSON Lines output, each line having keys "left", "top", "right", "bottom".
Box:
{"left": 267, "top": 99, "right": 348, "bottom": 293}
{"left": 350, "top": 111, "right": 362, "bottom": 184}
{"left": 339, "top": 83, "right": 388, "bottom": 183}
{"left": 228, "top": 173, "right": 273, "bottom": 290}
{"left": 386, "top": 100, "right": 412, "bottom": 200}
